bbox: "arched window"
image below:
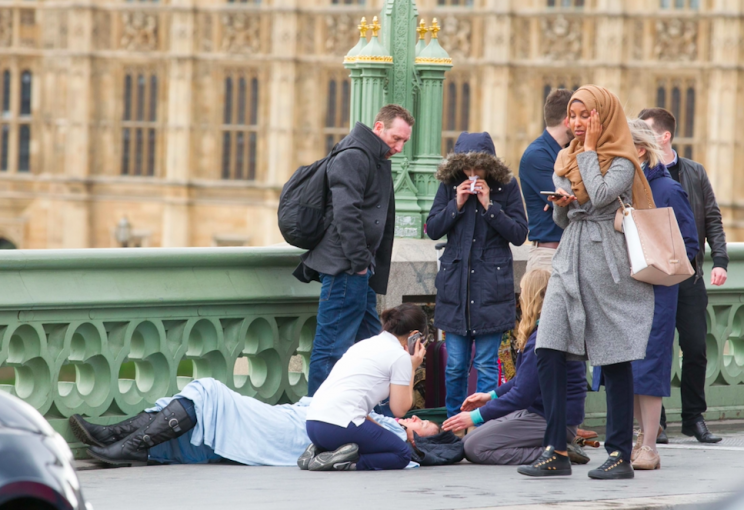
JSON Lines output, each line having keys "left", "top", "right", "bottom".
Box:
{"left": 121, "top": 71, "right": 159, "bottom": 176}
{"left": 323, "top": 74, "right": 351, "bottom": 155}
{"left": 222, "top": 71, "right": 261, "bottom": 180}
{"left": 442, "top": 76, "right": 472, "bottom": 155}
{"left": 656, "top": 79, "right": 696, "bottom": 159}
{"left": 18, "top": 71, "right": 32, "bottom": 172}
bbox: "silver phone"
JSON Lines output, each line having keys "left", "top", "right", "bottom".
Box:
{"left": 407, "top": 332, "right": 424, "bottom": 354}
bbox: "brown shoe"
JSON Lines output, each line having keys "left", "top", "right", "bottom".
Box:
{"left": 576, "top": 428, "right": 598, "bottom": 440}
{"left": 631, "top": 431, "right": 644, "bottom": 462}
{"left": 631, "top": 446, "right": 661, "bottom": 470}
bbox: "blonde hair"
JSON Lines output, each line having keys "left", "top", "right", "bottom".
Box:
{"left": 628, "top": 118, "right": 665, "bottom": 168}
{"left": 516, "top": 269, "right": 551, "bottom": 352}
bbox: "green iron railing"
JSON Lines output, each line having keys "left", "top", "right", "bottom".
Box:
{"left": 0, "top": 244, "right": 742, "bottom": 453}
{"left": 0, "top": 247, "right": 320, "bottom": 456}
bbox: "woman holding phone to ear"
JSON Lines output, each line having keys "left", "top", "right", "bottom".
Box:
{"left": 303, "top": 303, "right": 427, "bottom": 471}
{"left": 518, "top": 86, "right": 655, "bottom": 480}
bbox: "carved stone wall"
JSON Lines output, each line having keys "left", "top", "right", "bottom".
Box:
{"left": 0, "top": 0, "right": 740, "bottom": 248}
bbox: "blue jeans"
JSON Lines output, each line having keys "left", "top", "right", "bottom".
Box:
{"left": 306, "top": 419, "right": 411, "bottom": 471}
{"left": 445, "top": 331, "right": 502, "bottom": 417}
{"left": 307, "top": 272, "right": 381, "bottom": 396}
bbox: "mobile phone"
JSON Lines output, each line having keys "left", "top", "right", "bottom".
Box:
{"left": 407, "top": 332, "right": 424, "bottom": 354}
{"left": 540, "top": 191, "right": 569, "bottom": 198}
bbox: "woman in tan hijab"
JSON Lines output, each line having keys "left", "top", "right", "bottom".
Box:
{"left": 517, "top": 86, "right": 655, "bottom": 480}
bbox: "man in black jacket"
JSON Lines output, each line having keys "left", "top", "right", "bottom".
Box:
{"left": 640, "top": 108, "right": 728, "bottom": 444}
{"left": 297, "top": 104, "right": 414, "bottom": 396}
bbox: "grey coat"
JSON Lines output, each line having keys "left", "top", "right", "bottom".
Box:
{"left": 297, "top": 122, "right": 395, "bottom": 294}
{"left": 536, "top": 152, "right": 654, "bottom": 366}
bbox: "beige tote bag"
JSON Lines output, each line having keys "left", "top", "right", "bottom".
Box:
{"left": 614, "top": 196, "right": 694, "bottom": 286}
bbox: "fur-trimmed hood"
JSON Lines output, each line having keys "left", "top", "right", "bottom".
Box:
{"left": 436, "top": 132, "right": 513, "bottom": 185}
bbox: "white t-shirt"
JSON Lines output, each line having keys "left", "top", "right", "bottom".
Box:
{"left": 306, "top": 331, "right": 412, "bottom": 427}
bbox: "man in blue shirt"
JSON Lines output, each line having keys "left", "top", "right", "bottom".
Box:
{"left": 519, "top": 89, "right": 573, "bottom": 272}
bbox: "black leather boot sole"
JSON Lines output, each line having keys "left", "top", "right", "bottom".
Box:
{"left": 87, "top": 446, "right": 148, "bottom": 467}
{"left": 69, "top": 412, "right": 156, "bottom": 448}
{"left": 517, "top": 447, "right": 572, "bottom": 477}
{"left": 588, "top": 452, "right": 634, "bottom": 479}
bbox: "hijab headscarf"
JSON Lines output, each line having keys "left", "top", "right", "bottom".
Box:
{"left": 554, "top": 85, "right": 654, "bottom": 209}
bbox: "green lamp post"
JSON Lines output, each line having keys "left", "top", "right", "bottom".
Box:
{"left": 343, "top": 1, "right": 452, "bottom": 239}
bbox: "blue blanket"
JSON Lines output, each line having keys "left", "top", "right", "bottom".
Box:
{"left": 147, "top": 378, "right": 411, "bottom": 467}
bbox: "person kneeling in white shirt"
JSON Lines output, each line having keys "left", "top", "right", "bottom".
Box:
{"left": 302, "top": 303, "right": 427, "bottom": 471}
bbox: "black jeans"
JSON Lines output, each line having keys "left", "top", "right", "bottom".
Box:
{"left": 661, "top": 276, "right": 708, "bottom": 428}
{"left": 538, "top": 348, "right": 634, "bottom": 462}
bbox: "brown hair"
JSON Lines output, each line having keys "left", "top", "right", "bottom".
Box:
{"left": 638, "top": 107, "right": 676, "bottom": 143}
{"left": 374, "top": 104, "right": 415, "bottom": 129}
{"left": 381, "top": 303, "right": 428, "bottom": 338}
{"left": 516, "top": 269, "right": 551, "bottom": 351}
{"left": 544, "top": 89, "right": 573, "bottom": 127}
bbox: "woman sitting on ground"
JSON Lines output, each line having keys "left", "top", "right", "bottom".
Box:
{"left": 301, "top": 303, "right": 428, "bottom": 471}
{"left": 70, "top": 308, "right": 438, "bottom": 468}
{"left": 441, "top": 269, "right": 587, "bottom": 465}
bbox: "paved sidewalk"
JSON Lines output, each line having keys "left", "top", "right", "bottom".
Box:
{"left": 76, "top": 427, "right": 744, "bottom": 510}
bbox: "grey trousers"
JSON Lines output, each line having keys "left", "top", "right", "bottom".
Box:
{"left": 462, "top": 409, "right": 577, "bottom": 465}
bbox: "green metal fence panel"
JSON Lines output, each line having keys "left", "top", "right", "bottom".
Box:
{"left": 1, "top": 244, "right": 743, "bottom": 453}
{"left": 0, "top": 247, "right": 320, "bottom": 457}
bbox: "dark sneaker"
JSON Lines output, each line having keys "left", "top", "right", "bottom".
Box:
{"left": 567, "top": 442, "right": 590, "bottom": 465}
{"left": 308, "top": 443, "right": 359, "bottom": 472}
{"left": 297, "top": 443, "right": 319, "bottom": 470}
{"left": 517, "top": 446, "right": 572, "bottom": 477}
{"left": 332, "top": 461, "right": 356, "bottom": 471}
{"left": 682, "top": 419, "right": 722, "bottom": 444}
{"left": 588, "top": 451, "right": 634, "bottom": 479}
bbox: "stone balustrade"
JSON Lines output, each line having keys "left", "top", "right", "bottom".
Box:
{"left": 1, "top": 244, "right": 743, "bottom": 454}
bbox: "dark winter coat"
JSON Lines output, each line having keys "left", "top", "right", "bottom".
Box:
{"left": 408, "top": 431, "right": 465, "bottom": 466}
{"left": 675, "top": 157, "right": 728, "bottom": 278}
{"left": 426, "top": 132, "right": 528, "bottom": 336}
{"left": 480, "top": 329, "right": 587, "bottom": 426}
{"left": 295, "top": 122, "right": 396, "bottom": 294}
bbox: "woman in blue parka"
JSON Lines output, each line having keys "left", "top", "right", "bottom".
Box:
{"left": 426, "top": 132, "right": 528, "bottom": 418}
{"left": 593, "top": 119, "right": 698, "bottom": 471}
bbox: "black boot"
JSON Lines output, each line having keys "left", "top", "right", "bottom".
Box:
{"left": 87, "top": 399, "right": 195, "bottom": 467}
{"left": 517, "top": 446, "right": 572, "bottom": 477}
{"left": 69, "top": 413, "right": 156, "bottom": 448}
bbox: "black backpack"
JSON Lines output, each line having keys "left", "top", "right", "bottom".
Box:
{"left": 278, "top": 146, "right": 355, "bottom": 250}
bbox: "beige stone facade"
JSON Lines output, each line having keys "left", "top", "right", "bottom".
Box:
{"left": 0, "top": 0, "right": 741, "bottom": 249}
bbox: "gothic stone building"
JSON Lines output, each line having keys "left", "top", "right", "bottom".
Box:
{"left": 0, "top": 0, "right": 741, "bottom": 249}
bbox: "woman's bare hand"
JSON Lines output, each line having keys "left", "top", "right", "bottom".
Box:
{"left": 442, "top": 411, "right": 474, "bottom": 433}
{"left": 456, "top": 180, "right": 473, "bottom": 211}
{"left": 460, "top": 392, "right": 491, "bottom": 412}
{"left": 583, "top": 109, "right": 602, "bottom": 152}
{"left": 544, "top": 187, "right": 577, "bottom": 210}
{"left": 475, "top": 179, "right": 491, "bottom": 210}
